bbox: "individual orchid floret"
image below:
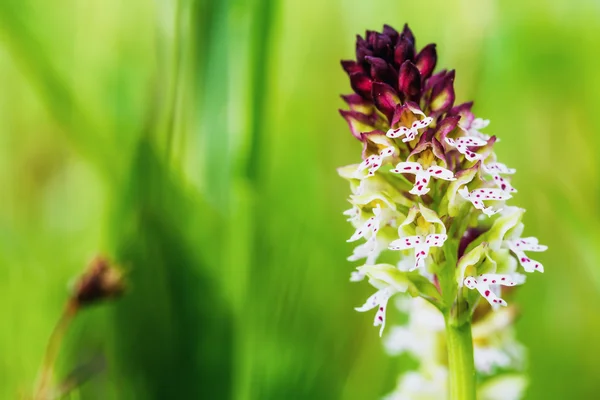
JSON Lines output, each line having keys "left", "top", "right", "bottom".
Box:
{"left": 391, "top": 162, "right": 456, "bottom": 196}
{"left": 388, "top": 204, "right": 447, "bottom": 270}
{"left": 389, "top": 234, "right": 447, "bottom": 270}
{"left": 356, "top": 145, "right": 397, "bottom": 177}
{"left": 445, "top": 136, "right": 487, "bottom": 161}
{"left": 386, "top": 108, "right": 434, "bottom": 143}
{"left": 345, "top": 203, "right": 400, "bottom": 265}
{"left": 347, "top": 204, "right": 382, "bottom": 242}
{"left": 355, "top": 264, "right": 412, "bottom": 336}
{"left": 356, "top": 286, "right": 396, "bottom": 336}
{"left": 458, "top": 187, "right": 512, "bottom": 217}
{"left": 461, "top": 117, "right": 491, "bottom": 140}
{"left": 463, "top": 273, "right": 526, "bottom": 307}
{"left": 482, "top": 162, "right": 517, "bottom": 193}
{"left": 505, "top": 237, "right": 548, "bottom": 273}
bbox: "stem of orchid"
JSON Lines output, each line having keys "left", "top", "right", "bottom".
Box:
{"left": 444, "top": 314, "right": 476, "bottom": 400}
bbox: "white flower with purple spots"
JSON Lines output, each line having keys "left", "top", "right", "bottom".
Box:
{"left": 388, "top": 234, "right": 447, "bottom": 271}
{"left": 483, "top": 162, "right": 517, "bottom": 193}
{"left": 390, "top": 161, "right": 456, "bottom": 196}
{"left": 445, "top": 136, "right": 487, "bottom": 161}
{"left": 463, "top": 273, "right": 526, "bottom": 307}
{"left": 505, "top": 237, "right": 547, "bottom": 273}
{"left": 356, "top": 146, "right": 397, "bottom": 177}
{"left": 354, "top": 264, "right": 412, "bottom": 336}
{"left": 460, "top": 117, "right": 491, "bottom": 140}
{"left": 356, "top": 286, "right": 397, "bottom": 336}
{"left": 458, "top": 187, "right": 512, "bottom": 216}
{"left": 386, "top": 110, "right": 433, "bottom": 143}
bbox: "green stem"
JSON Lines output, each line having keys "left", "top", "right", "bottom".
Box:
{"left": 444, "top": 315, "right": 476, "bottom": 400}
{"left": 34, "top": 301, "right": 78, "bottom": 400}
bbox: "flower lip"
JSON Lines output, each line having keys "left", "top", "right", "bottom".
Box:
{"left": 390, "top": 161, "right": 456, "bottom": 196}
{"left": 464, "top": 273, "right": 526, "bottom": 307}
{"left": 505, "top": 237, "right": 547, "bottom": 273}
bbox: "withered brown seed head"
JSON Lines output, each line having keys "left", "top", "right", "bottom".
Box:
{"left": 73, "top": 256, "right": 125, "bottom": 307}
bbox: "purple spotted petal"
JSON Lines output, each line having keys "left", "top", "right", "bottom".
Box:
{"left": 398, "top": 60, "right": 422, "bottom": 100}
{"left": 372, "top": 82, "right": 400, "bottom": 123}
{"left": 415, "top": 44, "right": 437, "bottom": 80}
{"left": 349, "top": 71, "right": 373, "bottom": 100}
{"left": 429, "top": 70, "right": 455, "bottom": 115}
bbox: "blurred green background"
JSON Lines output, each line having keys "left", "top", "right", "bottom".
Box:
{"left": 1, "top": 0, "right": 599, "bottom": 398}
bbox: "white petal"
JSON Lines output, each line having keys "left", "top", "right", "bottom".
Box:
{"left": 386, "top": 126, "right": 410, "bottom": 138}
{"left": 401, "top": 128, "right": 418, "bottom": 143}
{"left": 357, "top": 155, "right": 379, "bottom": 172}
{"left": 491, "top": 174, "right": 517, "bottom": 193}
{"left": 484, "top": 162, "right": 516, "bottom": 175}
{"left": 374, "top": 293, "right": 391, "bottom": 337}
{"left": 410, "top": 116, "right": 433, "bottom": 130}
{"left": 355, "top": 288, "right": 387, "bottom": 312}
{"left": 347, "top": 237, "right": 377, "bottom": 261}
{"left": 471, "top": 118, "right": 490, "bottom": 130}
{"left": 458, "top": 186, "right": 470, "bottom": 200}
{"left": 350, "top": 270, "right": 366, "bottom": 282}
{"left": 478, "top": 273, "right": 525, "bottom": 287}
{"left": 513, "top": 250, "right": 545, "bottom": 273}
{"left": 508, "top": 237, "right": 547, "bottom": 252}
{"left": 347, "top": 217, "right": 376, "bottom": 242}
{"left": 482, "top": 207, "right": 502, "bottom": 217}
{"left": 391, "top": 161, "right": 423, "bottom": 175}
{"left": 413, "top": 244, "right": 430, "bottom": 270}
{"left": 464, "top": 276, "right": 478, "bottom": 289}
{"left": 379, "top": 146, "right": 396, "bottom": 158}
{"left": 426, "top": 166, "right": 456, "bottom": 181}
{"left": 463, "top": 149, "right": 484, "bottom": 161}
{"left": 474, "top": 280, "right": 507, "bottom": 307}
{"left": 388, "top": 235, "right": 423, "bottom": 251}
{"left": 408, "top": 171, "right": 431, "bottom": 195}
{"left": 425, "top": 233, "right": 447, "bottom": 247}
{"left": 469, "top": 188, "right": 513, "bottom": 201}
{"left": 456, "top": 136, "right": 488, "bottom": 147}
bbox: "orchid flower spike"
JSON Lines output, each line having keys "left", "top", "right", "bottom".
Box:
{"left": 338, "top": 24, "right": 547, "bottom": 398}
